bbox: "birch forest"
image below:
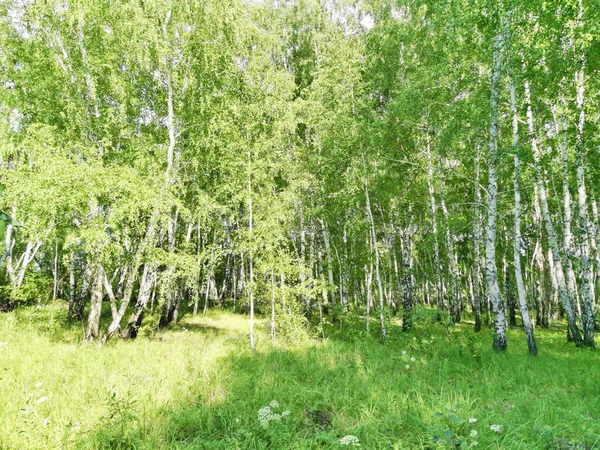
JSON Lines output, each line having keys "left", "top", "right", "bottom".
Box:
{"left": 1, "top": 0, "right": 600, "bottom": 449}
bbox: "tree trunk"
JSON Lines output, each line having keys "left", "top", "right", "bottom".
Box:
{"left": 439, "top": 171, "right": 460, "bottom": 323}
{"left": 248, "top": 149, "right": 255, "bottom": 354}
{"left": 322, "top": 220, "right": 337, "bottom": 320}
{"left": 524, "top": 79, "right": 582, "bottom": 345}
{"left": 84, "top": 255, "right": 104, "bottom": 343}
{"left": 101, "top": 262, "right": 138, "bottom": 345}
{"left": 299, "top": 202, "right": 310, "bottom": 319}
{"left": 472, "top": 145, "right": 483, "bottom": 332}
{"left": 365, "top": 179, "right": 387, "bottom": 344}
{"left": 486, "top": 29, "right": 507, "bottom": 352}
{"left": 123, "top": 263, "right": 156, "bottom": 339}
{"left": 426, "top": 132, "right": 444, "bottom": 311}
{"left": 509, "top": 75, "right": 538, "bottom": 355}
{"left": 574, "top": 46, "right": 595, "bottom": 347}
{"left": 271, "top": 269, "right": 276, "bottom": 344}
{"left": 401, "top": 228, "right": 413, "bottom": 332}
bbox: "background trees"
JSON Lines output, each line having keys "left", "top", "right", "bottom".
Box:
{"left": 0, "top": 0, "right": 598, "bottom": 352}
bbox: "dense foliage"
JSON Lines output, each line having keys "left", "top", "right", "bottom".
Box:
{"left": 1, "top": 0, "right": 600, "bottom": 352}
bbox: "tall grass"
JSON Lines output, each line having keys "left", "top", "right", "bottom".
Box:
{"left": 1, "top": 305, "right": 598, "bottom": 449}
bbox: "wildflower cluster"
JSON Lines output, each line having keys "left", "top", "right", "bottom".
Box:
{"left": 400, "top": 350, "right": 418, "bottom": 370}
{"left": 466, "top": 417, "right": 479, "bottom": 447}
{"left": 430, "top": 409, "right": 484, "bottom": 448}
{"left": 340, "top": 435, "right": 361, "bottom": 446}
{"left": 257, "top": 400, "right": 290, "bottom": 428}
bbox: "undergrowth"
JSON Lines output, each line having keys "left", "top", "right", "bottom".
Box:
{"left": 1, "top": 304, "right": 599, "bottom": 449}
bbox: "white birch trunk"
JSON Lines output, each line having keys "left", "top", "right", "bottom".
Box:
{"left": 486, "top": 30, "right": 507, "bottom": 351}
{"left": 574, "top": 38, "right": 595, "bottom": 347}
{"left": 365, "top": 179, "right": 387, "bottom": 343}
{"left": 524, "top": 79, "right": 582, "bottom": 344}
{"left": 248, "top": 149, "right": 255, "bottom": 354}
{"left": 472, "top": 145, "right": 483, "bottom": 332}
{"left": 426, "top": 133, "right": 444, "bottom": 311}
{"left": 509, "top": 75, "right": 537, "bottom": 355}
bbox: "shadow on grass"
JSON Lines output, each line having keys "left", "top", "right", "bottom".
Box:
{"left": 74, "top": 317, "right": 600, "bottom": 450}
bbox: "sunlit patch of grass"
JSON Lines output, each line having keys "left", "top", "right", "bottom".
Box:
{"left": 1, "top": 306, "right": 599, "bottom": 449}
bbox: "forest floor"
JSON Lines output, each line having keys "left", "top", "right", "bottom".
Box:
{"left": 1, "top": 305, "right": 599, "bottom": 449}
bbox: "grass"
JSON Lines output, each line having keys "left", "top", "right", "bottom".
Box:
{"left": 1, "top": 304, "right": 599, "bottom": 449}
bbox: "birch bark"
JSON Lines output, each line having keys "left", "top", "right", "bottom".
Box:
{"left": 524, "top": 79, "right": 582, "bottom": 345}
{"left": 486, "top": 29, "right": 507, "bottom": 351}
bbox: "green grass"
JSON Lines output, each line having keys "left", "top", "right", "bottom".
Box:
{"left": 1, "top": 305, "right": 599, "bottom": 449}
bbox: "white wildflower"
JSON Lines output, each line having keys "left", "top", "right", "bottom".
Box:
{"left": 490, "top": 424, "right": 503, "bottom": 432}
{"left": 340, "top": 435, "right": 361, "bottom": 446}
{"left": 258, "top": 401, "right": 287, "bottom": 428}
{"left": 410, "top": 357, "right": 416, "bottom": 362}
{"left": 401, "top": 350, "right": 407, "bottom": 355}
{"left": 405, "top": 365, "right": 410, "bottom": 369}
{"left": 470, "top": 430, "right": 478, "bottom": 437}
{"left": 468, "top": 418, "right": 477, "bottom": 423}
{"left": 282, "top": 410, "right": 290, "bottom": 417}
{"left": 35, "top": 396, "right": 49, "bottom": 404}
{"left": 35, "top": 382, "right": 43, "bottom": 388}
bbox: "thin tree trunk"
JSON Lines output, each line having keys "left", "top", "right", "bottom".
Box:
{"left": 341, "top": 222, "right": 349, "bottom": 312}
{"left": 473, "top": 144, "right": 483, "bottom": 332}
{"left": 401, "top": 227, "right": 413, "bottom": 332}
{"left": 524, "top": 79, "right": 583, "bottom": 345}
{"left": 101, "top": 264, "right": 118, "bottom": 321}
{"left": 194, "top": 225, "right": 202, "bottom": 315}
{"left": 50, "top": 239, "right": 59, "bottom": 325}
{"left": 84, "top": 255, "right": 104, "bottom": 343}
{"left": 365, "top": 179, "right": 387, "bottom": 344}
{"left": 365, "top": 263, "right": 372, "bottom": 333}
{"left": 439, "top": 172, "right": 460, "bottom": 323}
{"left": 426, "top": 132, "right": 444, "bottom": 311}
{"left": 299, "top": 202, "right": 310, "bottom": 319}
{"left": 588, "top": 174, "right": 600, "bottom": 330}
{"left": 509, "top": 75, "right": 538, "bottom": 355}
{"left": 486, "top": 28, "right": 508, "bottom": 352}
{"left": 203, "top": 270, "right": 211, "bottom": 315}
{"left": 322, "top": 220, "right": 336, "bottom": 320}
{"left": 248, "top": 149, "right": 255, "bottom": 354}
{"left": 9, "top": 239, "right": 43, "bottom": 290}
{"left": 553, "top": 106, "right": 579, "bottom": 312}
{"left": 574, "top": 35, "right": 595, "bottom": 347}
{"left": 271, "top": 269, "right": 276, "bottom": 344}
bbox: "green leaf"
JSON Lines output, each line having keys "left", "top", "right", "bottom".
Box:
{"left": 449, "top": 415, "right": 462, "bottom": 423}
